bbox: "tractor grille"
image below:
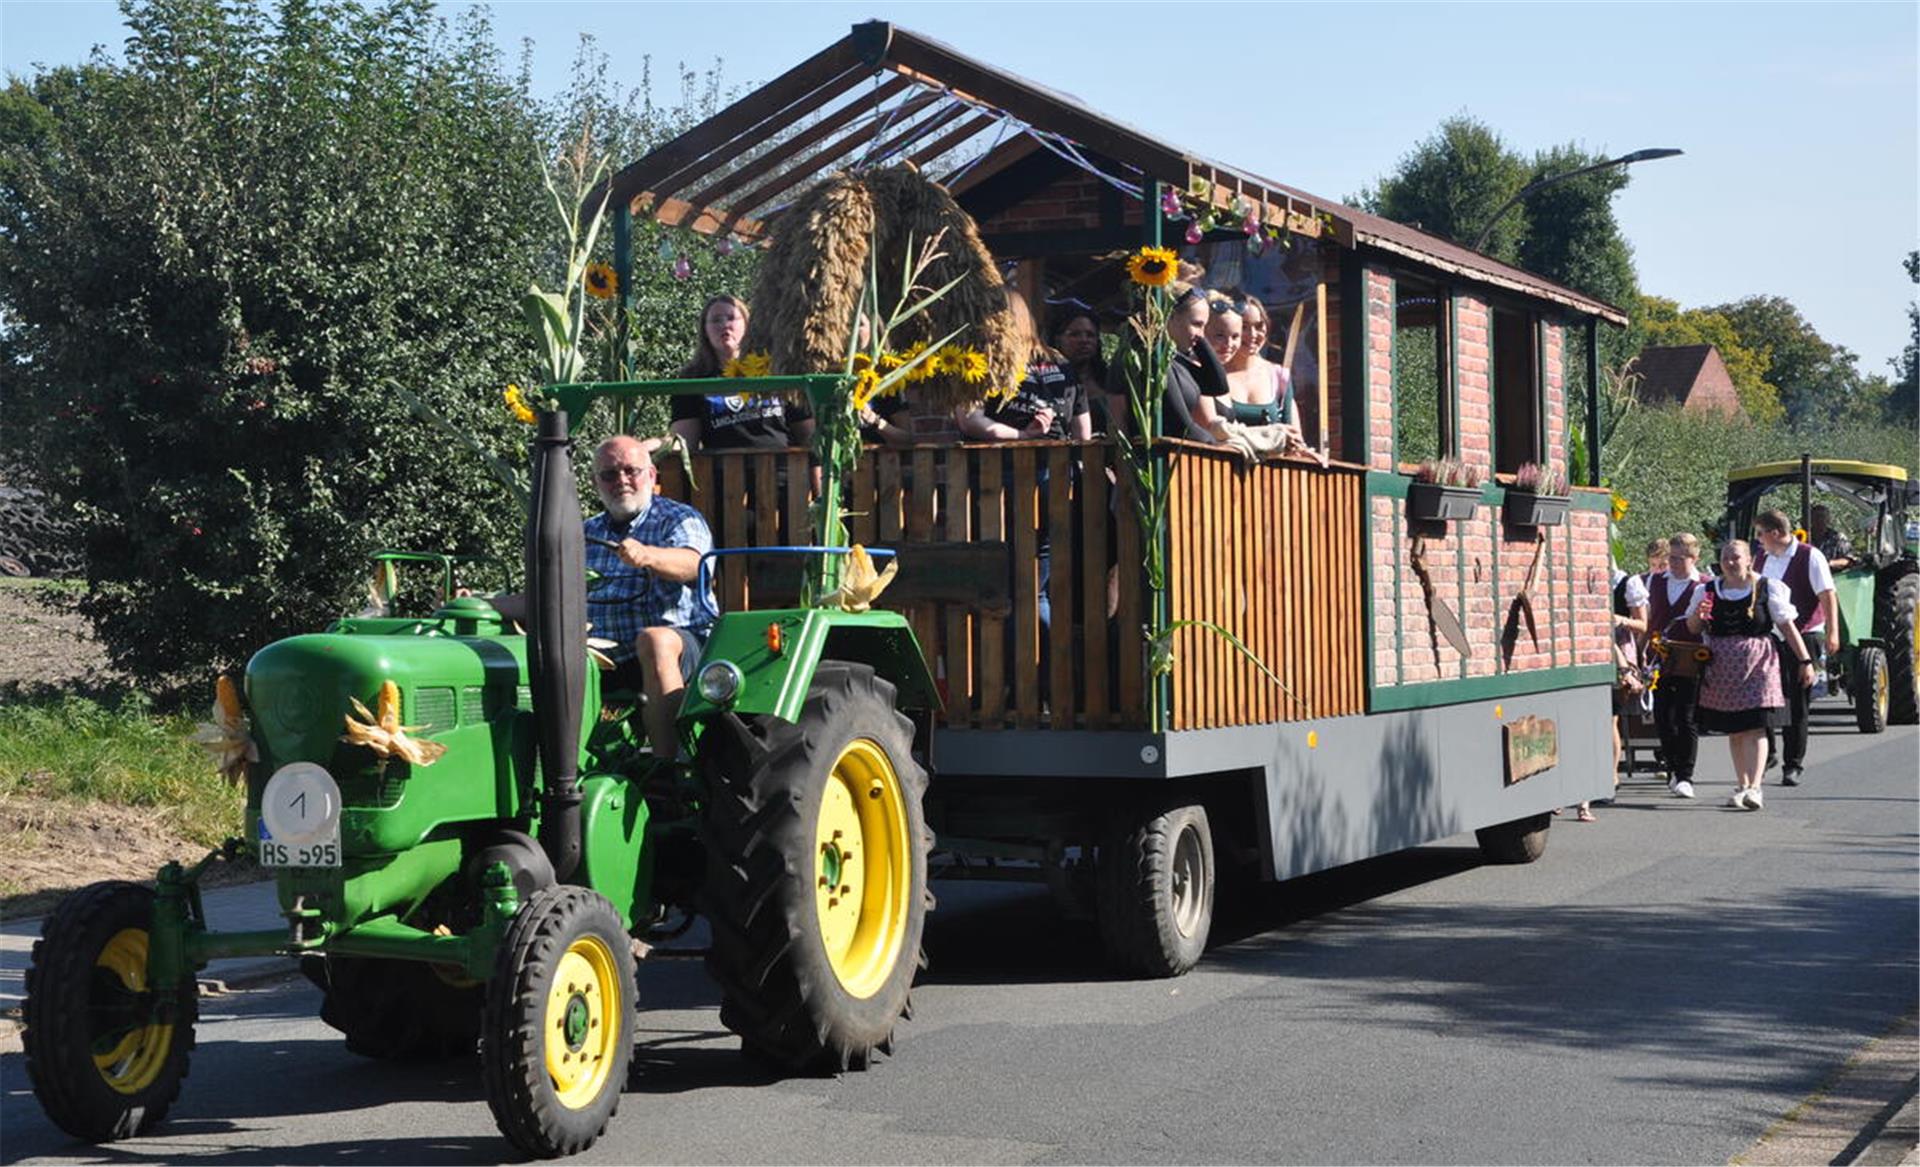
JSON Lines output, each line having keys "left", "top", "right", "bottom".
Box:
{"left": 413, "top": 687, "right": 456, "bottom": 734}
{"left": 460, "top": 686, "right": 486, "bottom": 725}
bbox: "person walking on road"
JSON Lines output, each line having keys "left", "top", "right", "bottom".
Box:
{"left": 1753, "top": 509, "right": 1837, "bottom": 787}
{"left": 1649, "top": 533, "right": 1708, "bottom": 799}
{"left": 1686, "top": 539, "right": 1817, "bottom": 810}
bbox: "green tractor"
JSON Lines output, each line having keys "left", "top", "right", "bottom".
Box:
{"left": 22, "top": 377, "right": 936, "bottom": 1158}
{"left": 1721, "top": 456, "right": 1920, "bottom": 732}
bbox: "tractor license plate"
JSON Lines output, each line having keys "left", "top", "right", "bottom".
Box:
{"left": 258, "top": 830, "right": 341, "bottom": 868}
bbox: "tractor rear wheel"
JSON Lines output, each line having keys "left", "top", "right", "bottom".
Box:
{"left": 699, "top": 662, "right": 931, "bottom": 1073}
{"left": 1853, "top": 646, "right": 1891, "bottom": 734}
{"left": 1884, "top": 573, "right": 1920, "bottom": 724}
{"left": 480, "top": 886, "right": 633, "bottom": 1159}
{"left": 303, "top": 955, "right": 482, "bottom": 1060}
{"left": 1476, "top": 812, "right": 1552, "bottom": 864}
{"left": 23, "top": 881, "right": 198, "bottom": 1142}
{"left": 1097, "top": 801, "right": 1216, "bottom": 978}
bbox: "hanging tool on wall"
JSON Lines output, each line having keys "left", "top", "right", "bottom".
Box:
{"left": 1409, "top": 533, "right": 1471, "bottom": 661}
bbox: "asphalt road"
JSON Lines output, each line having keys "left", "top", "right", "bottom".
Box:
{"left": 3, "top": 700, "right": 1914, "bottom": 1165}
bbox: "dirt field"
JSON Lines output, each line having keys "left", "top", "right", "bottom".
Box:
{"left": 0, "top": 584, "right": 256, "bottom": 918}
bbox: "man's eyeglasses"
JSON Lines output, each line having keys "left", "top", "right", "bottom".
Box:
{"left": 596, "top": 465, "right": 653, "bottom": 483}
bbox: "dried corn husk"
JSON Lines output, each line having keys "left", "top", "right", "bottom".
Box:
{"left": 190, "top": 675, "right": 258, "bottom": 785}
{"left": 828, "top": 544, "right": 898, "bottom": 613}
{"left": 341, "top": 680, "right": 447, "bottom": 766}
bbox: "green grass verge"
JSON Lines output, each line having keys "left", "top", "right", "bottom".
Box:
{"left": 0, "top": 692, "right": 243, "bottom": 848}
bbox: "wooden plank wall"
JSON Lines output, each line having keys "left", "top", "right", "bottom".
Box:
{"left": 655, "top": 444, "right": 1151, "bottom": 732}
{"left": 1162, "top": 443, "right": 1368, "bottom": 728}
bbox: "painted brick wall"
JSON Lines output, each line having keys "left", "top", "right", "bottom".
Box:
{"left": 972, "top": 171, "right": 1119, "bottom": 237}
{"left": 1369, "top": 302, "right": 1611, "bottom": 692}
{"left": 1454, "top": 294, "right": 1492, "bottom": 478}
{"left": 1365, "top": 265, "right": 1395, "bottom": 472}
{"left": 1545, "top": 322, "right": 1566, "bottom": 485}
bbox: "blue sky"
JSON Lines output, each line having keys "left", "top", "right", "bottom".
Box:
{"left": 4, "top": 1, "right": 1915, "bottom": 373}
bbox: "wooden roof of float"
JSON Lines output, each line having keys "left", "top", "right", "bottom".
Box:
{"left": 602, "top": 21, "right": 1627, "bottom": 326}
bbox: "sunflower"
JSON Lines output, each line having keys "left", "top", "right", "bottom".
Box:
{"left": 877, "top": 349, "right": 906, "bottom": 374}
{"left": 1609, "top": 492, "right": 1630, "bottom": 523}
{"left": 724, "top": 351, "right": 773, "bottom": 378}
{"left": 932, "top": 344, "right": 968, "bottom": 379}
{"left": 849, "top": 366, "right": 882, "bottom": 412}
{"left": 503, "top": 384, "right": 536, "bottom": 425}
{"left": 897, "top": 340, "right": 936, "bottom": 382}
{"left": 1126, "top": 245, "right": 1178, "bottom": 288}
{"left": 960, "top": 348, "right": 989, "bottom": 384}
{"left": 584, "top": 261, "right": 618, "bottom": 300}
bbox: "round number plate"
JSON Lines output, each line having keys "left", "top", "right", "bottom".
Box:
{"left": 261, "top": 762, "right": 342, "bottom": 847}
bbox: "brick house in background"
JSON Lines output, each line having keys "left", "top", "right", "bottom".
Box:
{"left": 1632, "top": 344, "right": 1744, "bottom": 416}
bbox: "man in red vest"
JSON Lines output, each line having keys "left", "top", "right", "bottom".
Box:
{"left": 1754, "top": 509, "right": 1838, "bottom": 786}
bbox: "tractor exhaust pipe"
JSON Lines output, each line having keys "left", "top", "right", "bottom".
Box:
{"left": 527, "top": 409, "right": 586, "bottom": 881}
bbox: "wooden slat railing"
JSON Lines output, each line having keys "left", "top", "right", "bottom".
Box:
{"left": 655, "top": 442, "right": 1363, "bottom": 732}
{"left": 1162, "top": 442, "right": 1367, "bottom": 729}
{"left": 657, "top": 444, "right": 1146, "bottom": 731}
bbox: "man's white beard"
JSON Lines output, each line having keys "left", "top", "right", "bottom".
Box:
{"left": 603, "top": 493, "right": 644, "bottom": 524}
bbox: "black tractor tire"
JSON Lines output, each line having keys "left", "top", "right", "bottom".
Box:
{"left": 699, "top": 661, "right": 932, "bottom": 1074}
{"left": 1853, "top": 645, "right": 1891, "bottom": 734}
{"left": 23, "top": 881, "right": 198, "bottom": 1142}
{"left": 302, "top": 954, "right": 483, "bottom": 1061}
{"left": 1883, "top": 573, "right": 1920, "bottom": 724}
{"left": 480, "top": 885, "right": 634, "bottom": 1159}
{"left": 1475, "top": 812, "right": 1552, "bottom": 865}
{"left": 1096, "top": 801, "right": 1216, "bottom": 978}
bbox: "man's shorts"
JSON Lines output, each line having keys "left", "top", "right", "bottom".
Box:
{"left": 605, "top": 626, "right": 706, "bottom": 692}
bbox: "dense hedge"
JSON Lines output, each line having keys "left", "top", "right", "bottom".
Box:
{"left": 0, "top": 0, "right": 753, "bottom": 697}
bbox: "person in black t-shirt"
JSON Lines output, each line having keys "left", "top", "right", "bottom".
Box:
{"left": 669, "top": 294, "right": 815, "bottom": 452}
{"left": 955, "top": 290, "right": 1092, "bottom": 443}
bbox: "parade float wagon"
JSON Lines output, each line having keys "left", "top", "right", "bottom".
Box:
{"left": 1719, "top": 457, "right": 1920, "bottom": 731}
{"left": 23, "top": 21, "right": 1621, "bottom": 1161}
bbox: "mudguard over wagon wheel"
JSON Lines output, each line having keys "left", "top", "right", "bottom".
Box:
{"left": 699, "top": 661, "right": 932, "bottom": 1073}
{"left": 480, "top": 885, "right": 634, "bottom": 1159}
{"left": 23, "top": 880, "right": 199, "bottom": 1142}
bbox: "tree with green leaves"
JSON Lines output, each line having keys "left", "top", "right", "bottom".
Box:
{"left": 1704, "top": 294, "right": 1885, "bottom": 425}
{"left": 0, "top": 0, "right": 748, "bottom": 696}
{"left": 1892, "top": 250, "right": 1920, "bottom": 423}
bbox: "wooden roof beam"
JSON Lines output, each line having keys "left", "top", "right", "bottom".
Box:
{"left": 598, "top": 34, "right": 864, "bottom": 211}
{"left": 688, "top": 75, "right": 915, "bottom": 209}
{"left": 644, "top": 64, "right": 877, "bottom": 209}
{"left": 722, "top": 91, "right": 949, "bottom": 223}
{"left": 870, "top": 24, "right": 1191, "bottom": 186}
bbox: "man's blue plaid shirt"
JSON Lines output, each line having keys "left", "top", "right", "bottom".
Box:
{"left": 583, "top": 495, "right": 715, "bottom": 662}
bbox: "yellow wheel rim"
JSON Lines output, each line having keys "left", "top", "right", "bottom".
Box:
{"left": 814, "top": 738, "right": 912, "bottom": 999}
{"left": 542, "top": 935, "right": 621, "bottom": 1110}
{"left": 91, "top": 928, "right": 174, "bottom": 1095}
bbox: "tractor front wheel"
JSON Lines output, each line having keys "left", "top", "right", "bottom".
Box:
{"left": 1884, "top": 573, "right": 1919, "bottom": 724}
{"left": 23, "top": 881, "right": 198, "bottom": 1142}
{"left": 480, "top": 886, "right": 634, "bottom": 1159}
{"left": 700, "top": 662, "right": 932, "bottom": 1073}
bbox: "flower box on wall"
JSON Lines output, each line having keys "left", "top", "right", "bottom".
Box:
{"left": 1406, "top": 482, "right": 1482, "bottom": 522}
{"left": 1504, "top": 489, "right": 1570, "bottom": 527}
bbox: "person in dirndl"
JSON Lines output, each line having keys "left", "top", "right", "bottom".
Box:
{"left": 1684, "top": 539, "right": 1816, "bottom": 810}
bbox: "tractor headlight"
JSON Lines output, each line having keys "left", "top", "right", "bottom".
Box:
{"left": 696, "top": 660, "right": 745, "bottom": 705}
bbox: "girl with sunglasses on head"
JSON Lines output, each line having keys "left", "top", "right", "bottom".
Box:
{"left": 1189, "top": 291, "right": 1327, "bottom": 466}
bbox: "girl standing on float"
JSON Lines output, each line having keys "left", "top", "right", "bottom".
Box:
{"left": 1684, "top": 539, "right": 1816, "bottom": 810}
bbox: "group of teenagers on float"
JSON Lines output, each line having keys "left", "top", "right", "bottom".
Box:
{"left": 666, "top": 278, "right": 1327, "bottom": 468}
